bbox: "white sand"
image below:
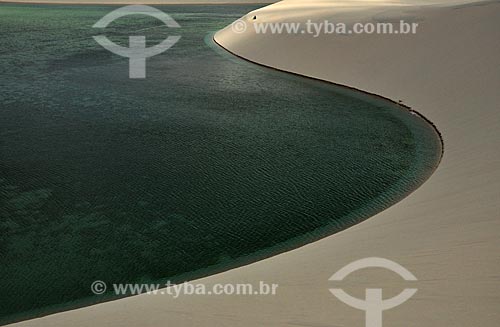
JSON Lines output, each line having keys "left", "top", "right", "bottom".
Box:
{"left": 8, "top": 0, "right": 500, "bottom": 326}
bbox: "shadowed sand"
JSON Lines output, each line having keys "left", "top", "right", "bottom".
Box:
{"left": 7, "top": 0, "right": 500, "bottom": 326}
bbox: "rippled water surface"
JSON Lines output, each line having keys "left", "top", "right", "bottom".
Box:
{"left": 0, "top": 4, "right": 441, "bottom": 324}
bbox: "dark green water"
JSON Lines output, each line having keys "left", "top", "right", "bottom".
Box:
{"left": 0, "top": 4, "right": 441, "bottom": 324}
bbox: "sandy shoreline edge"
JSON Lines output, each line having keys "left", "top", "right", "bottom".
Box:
{"left": 211, "top": 35, "right": 445, "bottom": 156}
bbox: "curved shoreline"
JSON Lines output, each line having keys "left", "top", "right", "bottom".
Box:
{"left": 212, "top": 34, "right": 445, "bottom": 159}
{"left": 0, "top": 17, "right": 441, "bottom": 323}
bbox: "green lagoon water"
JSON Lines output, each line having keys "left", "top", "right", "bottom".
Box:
{"left": 0, "top": 4, "right": 441, "bottom": 324}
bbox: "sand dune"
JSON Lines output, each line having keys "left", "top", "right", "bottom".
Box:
{"left": 8, "top": 0, "right": 500, "bottom": 326}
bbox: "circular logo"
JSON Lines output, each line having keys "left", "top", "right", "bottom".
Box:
{"left": 231, "top": 19, "right": 247, "bottom": 34}
{"left": 91, "top": 280, "right": 107, "bottom": 295}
